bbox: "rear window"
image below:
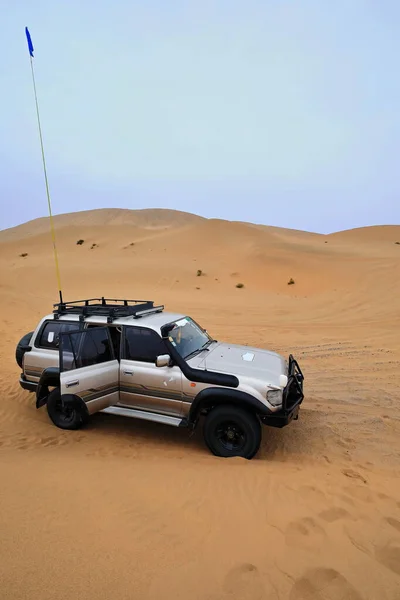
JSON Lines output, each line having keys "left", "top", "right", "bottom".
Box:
{"left": 37, "top": 321, "right": 81, "bottom": 349}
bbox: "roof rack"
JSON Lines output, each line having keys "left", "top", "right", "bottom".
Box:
{"left": 53, "top": 297, "right": 164, "bottom": 323}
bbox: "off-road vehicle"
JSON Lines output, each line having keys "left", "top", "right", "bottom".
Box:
{"left": 16, "top": 297, "right": 304, "bottom": 459}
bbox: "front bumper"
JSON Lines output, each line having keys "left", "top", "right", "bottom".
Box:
{"left": 19, "top": 375, "right": 38, "bottom": 393}
{"left": 261, "top": 354, "right": 304, "bottom": 428}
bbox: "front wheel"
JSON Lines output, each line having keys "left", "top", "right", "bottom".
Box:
{"left": 46, "top": 388, "right": 88, "bottom": 430}
{"left": 203, "top": 405, "right": 262, "bottom": 459}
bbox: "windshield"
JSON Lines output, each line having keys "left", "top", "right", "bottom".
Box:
{"left": 168, "top": 317, "right": 212, "bottom": 359}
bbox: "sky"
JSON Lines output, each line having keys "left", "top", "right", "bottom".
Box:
{"left": 0, "top": 0, "right": 399, "bottom": 234}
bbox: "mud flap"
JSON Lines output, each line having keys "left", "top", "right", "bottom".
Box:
{"left": 36, "top": 388, "right": 48, "bottom": 409}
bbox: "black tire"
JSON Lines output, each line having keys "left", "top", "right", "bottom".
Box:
{"left": 46, "top": 388, "right": 88, "bottom": 430}
{"left": 15, "top": 331, "right": 34, "bottom": 368}
{"left": 203, "top": 405, "right": 262, "bottom": 459}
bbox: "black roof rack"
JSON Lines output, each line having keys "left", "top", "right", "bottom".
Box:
{"left": 53, "top": 297, "right": 164, "bottom": 323}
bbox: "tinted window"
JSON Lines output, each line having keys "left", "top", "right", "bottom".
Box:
{"left": 60, "top": 333, "right": 76, "bottom": 371}
{"left": 125, "top": 327, "right": 166, "bottom": 362}
{"left": 38, "top": 321, "right": 80, "bottom": 349}
{"left": 61, "top": 328, "right": 113, "bottom": 371}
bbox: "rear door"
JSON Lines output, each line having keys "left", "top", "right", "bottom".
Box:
{"left": 59, "top": 327, "right": 119, "bottom": 415}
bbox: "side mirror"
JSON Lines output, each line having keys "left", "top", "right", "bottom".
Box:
{"left": 156, "top": 354, "right": 171, "bottom": 368}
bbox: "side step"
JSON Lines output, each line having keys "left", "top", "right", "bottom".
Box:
{"left": 100, "top": 405, "right": 185, "bottom": 427}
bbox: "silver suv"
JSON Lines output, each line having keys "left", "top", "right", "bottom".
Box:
{"left": 16, "top": 297, "right": 304, "bottom": 459}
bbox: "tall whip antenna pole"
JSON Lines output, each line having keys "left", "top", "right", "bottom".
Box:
{"left": 25, "top": 27, "right": 63, "bottom": 304}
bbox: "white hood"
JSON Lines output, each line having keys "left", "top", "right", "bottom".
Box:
{"left": 190, "top": 342, "right": 287, "bottom": 388}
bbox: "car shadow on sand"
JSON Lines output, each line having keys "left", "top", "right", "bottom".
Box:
{"left": 86, "top": 407, "right": 322, "bottom": 461}
{"left": 89, "top": 411, "right": 207, "bottom": 455}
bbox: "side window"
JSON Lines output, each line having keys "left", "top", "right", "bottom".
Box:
{"left": 75, "top": 328, "right": 113, "bottom": 368}
{"left": 61, "top": 328, "right": 114, "bottom": 371}
{"left": 38, "top": 321, "right": 80, "bottom": 349}
{"left": 124, "top": 327, "right": 166, "bottom": 363}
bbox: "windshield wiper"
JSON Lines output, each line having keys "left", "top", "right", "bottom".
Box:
{"left": 185, "top": 340, "right": 213, "bottom": 360}
{"left": 201, "top": 339, "right": 214, "bottom": 350}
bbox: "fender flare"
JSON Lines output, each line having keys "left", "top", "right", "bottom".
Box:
{"left": 36, "top": 367, "right": 60, "bottom": 408}
{"left": 188, "top": 387, "right": 271, "bottom": 424}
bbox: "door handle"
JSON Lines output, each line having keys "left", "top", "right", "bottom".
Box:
{"left": 123, "top": 370, "right": 134, "bottom": 376}
{"left": 66, "top": 380, "right": 79, "bottom": 388}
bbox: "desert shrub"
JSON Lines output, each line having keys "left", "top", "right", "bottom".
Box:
{"left": 197, "top": 269, "right": 203, "bottom": 276}
{"left": 236, "top": 282, "right": 244, "bottom": 289}
{"left": 19, "top": 253, "right": 28, "bottom": 257}
{"left": 76, "top": 239, "right": 84, "bottom": 245}
{"left": 395, "top": 241, "right": 400, "bottom": 245}
{"left": 90, "top": 243, "right": 97, "bottom": 249}
{"left": 288, "top": 278, "right": 295, "bottom": 285}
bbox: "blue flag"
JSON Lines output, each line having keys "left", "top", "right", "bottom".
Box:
{"left": 25, "top": 27, "right": 34, "bottom": 57}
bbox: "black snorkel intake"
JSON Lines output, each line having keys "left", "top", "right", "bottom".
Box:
{"left": 161, "top": 323, "right": 239, "bottom": 388}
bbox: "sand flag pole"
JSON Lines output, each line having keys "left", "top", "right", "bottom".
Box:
{"left": 25, "top": 27, "right": 63, "bottom": 304}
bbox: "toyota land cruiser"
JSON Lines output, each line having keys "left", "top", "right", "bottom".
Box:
{"left": 16, "top": 297, "right": 304, "bottom": 459}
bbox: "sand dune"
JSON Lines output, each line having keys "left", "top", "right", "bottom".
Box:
{"left": 0, "top": 208, "right": 205, "bottom": 243}
{"left": 328, "top": 224, "right": 400, "bottom": 244}
{"left": 1, "top": 209, "right": 400, "bottom": 599}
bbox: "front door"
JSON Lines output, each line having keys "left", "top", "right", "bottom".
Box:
{"left": 119, "top": 326, "right": 183, "bottom": 417}
{"left": 59, "top": 327, "right": 119, "bottom": 415}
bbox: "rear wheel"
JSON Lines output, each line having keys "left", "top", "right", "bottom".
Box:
{"left": 46, "top": 388, "right": 88, "bottom": 430}
{"left": 203, "top": 405, "right": 261, "bottom": 459}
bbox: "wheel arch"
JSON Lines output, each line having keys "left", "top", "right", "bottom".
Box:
{"left": 188, "top": 387, "right": 270, "bottom": 424}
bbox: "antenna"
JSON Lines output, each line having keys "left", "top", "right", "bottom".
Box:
{"left": 25, "top": 27, "right": 63, "bottom": 304}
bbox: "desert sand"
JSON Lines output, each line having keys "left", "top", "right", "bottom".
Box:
{"left": 0, "top": 208, "right": 399, "bottom": 600}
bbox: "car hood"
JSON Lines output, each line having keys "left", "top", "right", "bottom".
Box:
{"left": 189, "top": 342, "right": 287, "bottom": 387}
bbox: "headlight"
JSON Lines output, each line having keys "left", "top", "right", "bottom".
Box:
{"left": 280, "top": 374, "right": 288, "bottom": 388}
{"left": 266, "top": 389, "right": 283, "bottom": 406}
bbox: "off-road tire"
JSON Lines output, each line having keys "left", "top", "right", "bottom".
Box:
{"left": 46, "top": 387, "right": 88, "bottom": 430}
{"left": 203, "top": 405, "right": 261, "bottom": 459}
{"left": 15, "top": 331, "right": 34, "bottom": 368}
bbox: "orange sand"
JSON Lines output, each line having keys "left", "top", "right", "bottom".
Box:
{"left": 1, "top": 208, "right": 399, "bottom": 599}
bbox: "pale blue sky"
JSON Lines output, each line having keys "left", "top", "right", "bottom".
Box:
{"left": 1, "top": 1, "right": 399, "bottom": 233}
